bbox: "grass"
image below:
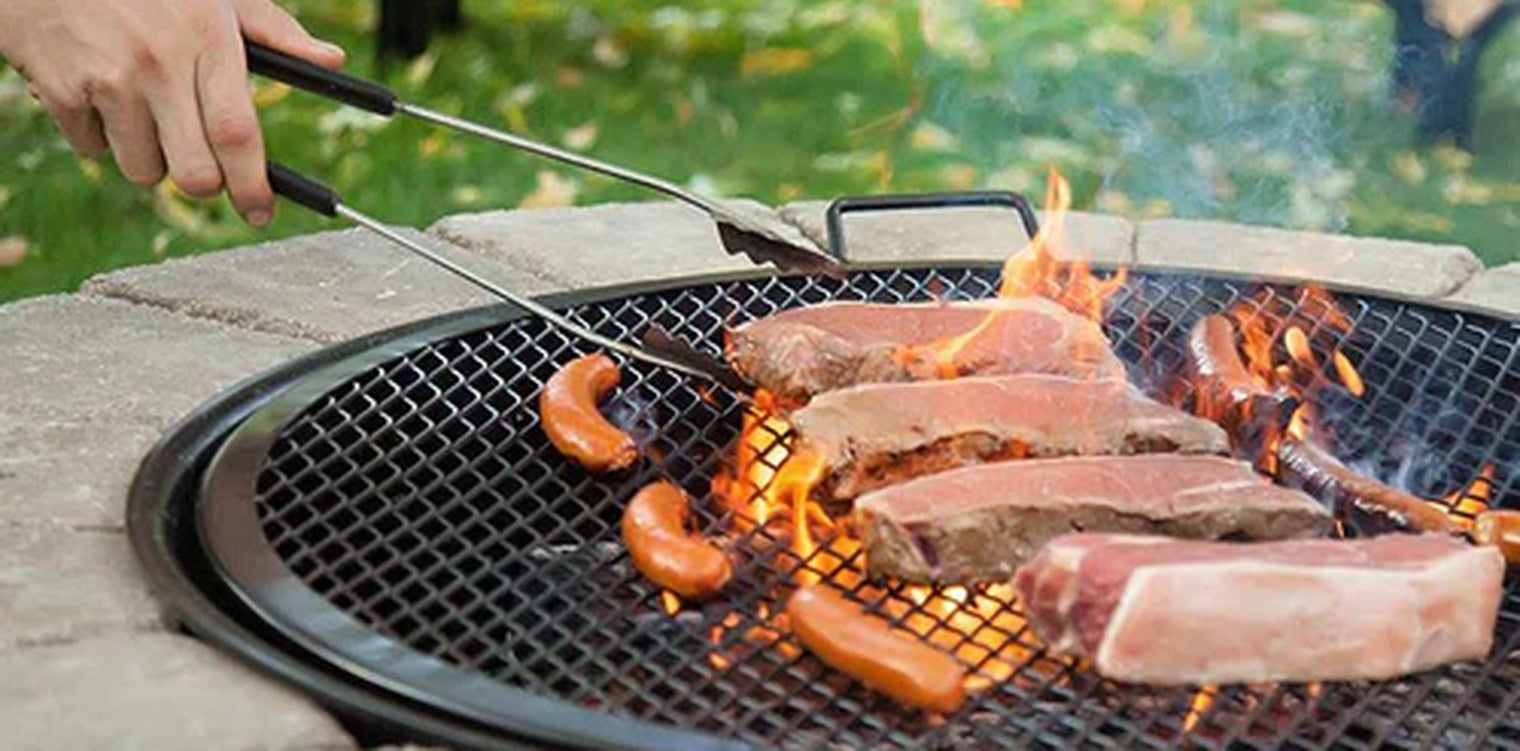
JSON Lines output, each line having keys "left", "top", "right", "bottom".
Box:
{"left": 2, "top": 0, "right": 1518, "bottom": 303}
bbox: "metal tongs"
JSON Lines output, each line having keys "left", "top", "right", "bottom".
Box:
{"left": 245, "top": 42, "right": 842, "bottom": 277}
{"left": 245, "top": 42, "right": 822, "bottom": 390}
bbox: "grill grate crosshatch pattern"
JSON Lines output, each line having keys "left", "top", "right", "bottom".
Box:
{"left": 248, "top": 267, "right": 1519, "bottom": 750}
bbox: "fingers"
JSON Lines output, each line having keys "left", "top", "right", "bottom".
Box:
{"left": 91, "top": 78, "right": 167, "bottom": 187}
{"left": 48, "top": 101, "right": 109, "bottom": 160}
{"left": 195, "top": 40, "right": 273, "bottom": 226}
{"left": 236, "top": 0, "right": 345, "bottom": 69}
{"left": 145, "top": 74, "right": 224, "bottom": 198}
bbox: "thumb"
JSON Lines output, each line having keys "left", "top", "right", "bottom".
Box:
{"left": 235, "top": 0, "right": 346, "bottom": 69}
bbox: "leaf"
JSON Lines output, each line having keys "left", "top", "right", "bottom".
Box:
{"left": 405, "top": 53, "right": 439, "bottom": 88}
{"left": 0, "top": 236, "right": 27, "bottom": 269}
{"left": 253, "top": 82, "right": 291, "bottom": 109}
{"left": 562, "top": 121, "right": 600, "bottom": 151}
{"left": 593, "top": 36, "right": 630, "bottom": 68}
{"left": 519, "top": 170, "right": 579, "bottom": 209}
{"left": 910, "top": 122, "right": 958, "bottom": 152}
{"left": 740, "top": 48, "right": 815, "bottom": 77}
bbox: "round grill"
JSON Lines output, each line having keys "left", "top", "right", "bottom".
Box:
{"left": 198, "top": 266, "right": 1519, "bottom": 751}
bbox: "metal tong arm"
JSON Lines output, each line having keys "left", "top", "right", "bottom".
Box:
{"left": 266, "top": 162, "right": 741, "bottom": 388}
{"left": 245, "top": 42, "right": 717, "bottom": 214}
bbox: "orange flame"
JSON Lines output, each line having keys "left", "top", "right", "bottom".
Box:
{"left": 1183, "top": 685, "right": 1216, "bottom": 732}
{"left": 906, "top": 168, "right": 1127, "bottom": 375}
{"left": 660, "top": 591, "right": 682, "bottom": 615}
{"left": 999, "top": 168, "right": 1128, "bottom": 320}
{"left": 1435, "top": 463, "right": 1495, "bottom": 527}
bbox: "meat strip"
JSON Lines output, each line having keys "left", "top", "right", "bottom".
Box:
{"left": 1013, "top": 533, "right": 1503, "bottom": 684}
{"left": 794, "top": 374, "right": 1230, "bottom": 502}
{"left": 856, "top": 455, "right": 1331, "bottom": 583}
{"left": 726, "top": 298, "right": 1126, "bottom": 402}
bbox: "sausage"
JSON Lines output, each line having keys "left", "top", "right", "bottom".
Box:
{"left": 785, "top": 585, "right": 967, "bottom": 714}
{"left": 540, "top": 353, "right": 638, "bottom": 473}
{"left": 1187, "top": 316, "right": 1297, "bottom": 455}
{"left": 1474, "top": 510, "right": 1520, "bottom": 566}
{"left": 1276, "top": 438, "right": 1461, "bottom": 536}
{"left": 1189, "top": 315, "right": 1257, "bottom": 401}
{"left": 622, "top": 482, "right": 732, "bottom": 600}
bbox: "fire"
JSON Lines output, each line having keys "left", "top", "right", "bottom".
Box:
{"left": 896, "top": 168, "right": 1127, "bottom": 379}
{"left": 660, "top": 590, "right": 682, "bottom": 615}
{"left": 998, "top": 168, "right": 1128, "bottom": 321}
{"left": 1436, "top": 463, "right": 1495, "bottom": 527}
{"left": 1183, "top": 685, "right": 1216, "bottom": 732}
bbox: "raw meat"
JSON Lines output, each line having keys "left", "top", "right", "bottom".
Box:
{"left": 726, "top": 298, "right": 1126, "bottom": 402}
{"left": 1013, "top": 533, "right": 1503, "bottom": 684}
{"left": 794, "top": 374, "right": 1230, "bottom": 501}
{"left": 856, "top": 455, "right": 1331, "bottom": 582}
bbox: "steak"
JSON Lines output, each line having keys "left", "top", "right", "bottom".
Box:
{"left": 726, "top": 298, "right": 1126, "bottom": 402}
{"left": 794, "top": 374, "right": 1230, "bottom": 502}
{"left": 856, "top": 455, "right": 1331, "bottom": 583}
{"left": 1013, "top": 533, "right": 1503, "bottom": 684}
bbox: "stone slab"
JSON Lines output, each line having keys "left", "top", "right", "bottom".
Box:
{"left": 428, "top": 201, "right": 780, "bottom": 289}
{"left": 0, "top": 633, "right": 355, "bottom": 751}
{"left": 0, "top": 295, "right": 313, "bottom": 528}
{"left": 83, "top": 228, "right": 544, "bottom": 344}
{"left": 1135, "top": 219, "right": 1483, "bottom": 299}
{"left": 0, "top": 527, "right": 162, "bottom": 649}
{"left": 1443, "top": 262, "right": 1520, "bottom": 319}
{"left": 778, "top": 200, "right": 1135, "bottom": 266}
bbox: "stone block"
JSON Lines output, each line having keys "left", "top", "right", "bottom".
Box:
{"left": 0, "top": 633, "right": 354, "bottom": 751}
{"left": 1135, "top": 219, "right": 1483, "bottom": 299}
{"left": 0, "top": 527, "right": 162, "bottom": 648}
{"left": 778, "top": 200, "right": 1134, "bottom": 267}
{"left": 0, "top": 296, "right": 312, "bottom": 528}
{"left": 1443, "top": 262, "right": 1520, "bottom": 319}
{"left": 429, "top": 201, "right": 778, "bottom": 290}
{"left": 83, "top": 228, "right": 542, "bottom": 343}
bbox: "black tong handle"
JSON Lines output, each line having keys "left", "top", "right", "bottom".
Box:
{"left": 267, "top": 161, "right": 339, "bottom": 216}
{"left": 245, "top": 41, "right": 398, "bottom": 116}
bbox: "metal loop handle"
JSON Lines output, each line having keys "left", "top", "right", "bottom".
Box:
{"left": 823, "top": 191, "right": 1041, "bottom": 262}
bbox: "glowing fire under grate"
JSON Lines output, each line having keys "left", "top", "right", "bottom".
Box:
{"left": 252, "top": 266, "right": 1519, "bottom": 751}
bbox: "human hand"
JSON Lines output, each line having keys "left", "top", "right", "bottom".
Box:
{"left": 0, "top": 0, "right": 345, "bottom": 226}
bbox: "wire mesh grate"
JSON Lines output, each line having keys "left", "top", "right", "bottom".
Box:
{"left": 251, "top": 267, "right": 1519, "bottom": 750}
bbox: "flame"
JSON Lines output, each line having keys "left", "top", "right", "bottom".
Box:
{"left": 904, "top": 168, "right": 1127, "bottom": 375}
{"left": 1333, "top": 349, "right": 1364, "bottom": 397}
{"left": 1183, "top": 685, "right": 1216, "bottom": 732}
{"left": 1435, "top": 463, "right": 1495, "bottom": 527}
{"left": 1198, "top": 287, "right": 1362, "bottom": 472}
{"left": 999, "top": 168, "right": 1127, "bottom": 320}
{"left": 660, "top": 591, "right": 682, "bottom": 615}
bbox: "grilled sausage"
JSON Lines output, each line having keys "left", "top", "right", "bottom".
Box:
{"left": 622, "top": 482, "right": 732, "bottom": 600}
{"left": 786, "top": 585, "right": 968, "bottom": 714}
{"left": 1187, "top": 316, "right": 1297, "bottom": 455}
{"left": 1474, "top": 511, "right": 1520, "bottom": 566}
{"left": 1277, "top": 438, "right": 1460, "bottom": 536}
{"left": 540, "top": 353, "right": 638, "bottom": 473}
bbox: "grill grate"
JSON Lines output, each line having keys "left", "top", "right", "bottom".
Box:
{"left": 244, "top": 267, "right": 1519, "bottom": 750}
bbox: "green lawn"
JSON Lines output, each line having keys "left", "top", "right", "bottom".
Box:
{"left": 2, "top": 0, "right": 1518, "bottom": 302}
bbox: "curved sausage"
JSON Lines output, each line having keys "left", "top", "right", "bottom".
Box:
{"left": 1474, "top": 510, "right": 1520, "bottom": 566}
{"left": 786, "top": 585, "right": 967, "bottom": 714}
{"left": 1277, "top": 438, "right": 1460, "bottom": 536}
{"left": 540, "top": 353, "right": 638, "bottom": 473}
{"left": 1187, "top": 316, "right": 1297, "bottom": 453}
{"left": 622, "top": 482, "right": 732, "bottom": 600}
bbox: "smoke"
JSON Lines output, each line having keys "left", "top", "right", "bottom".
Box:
{"left": 916, "top": 1, "right": 1404, "bottom": 233}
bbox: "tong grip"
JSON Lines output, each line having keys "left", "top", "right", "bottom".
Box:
{"left": 268, "top": 162, "right": 339, "bottom": 217}
{"left": 245, "top": 41, "right": 398, "bottom": 116}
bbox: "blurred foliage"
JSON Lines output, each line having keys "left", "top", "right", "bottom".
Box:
{"left": 1, "top": 0, "right": 1518, "bottom": 302}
